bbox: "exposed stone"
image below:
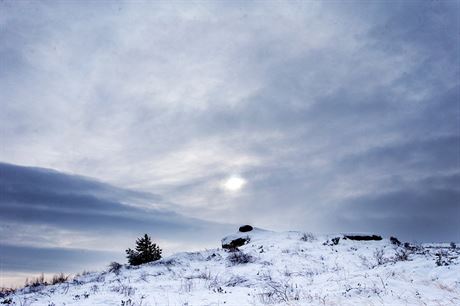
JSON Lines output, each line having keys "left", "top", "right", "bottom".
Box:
{"left": 239, "top": 225, "right": 253, "bottom": 233}
{"left": 222, "top": 237, "right": 250, "bottom": 249}
{"left": 343, "top": 234, "right": 382, "bottom": 241}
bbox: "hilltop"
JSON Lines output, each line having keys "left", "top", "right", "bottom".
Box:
{"left": 2, "top": 227, "right": 459, "bottom": 305}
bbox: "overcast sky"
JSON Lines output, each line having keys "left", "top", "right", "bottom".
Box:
{"left": 1, "top": 0, "right": 459, "bottom": 287}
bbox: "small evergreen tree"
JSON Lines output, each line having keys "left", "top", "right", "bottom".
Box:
{"left": 126, "top": 234, "right": 162, "bottom": 266}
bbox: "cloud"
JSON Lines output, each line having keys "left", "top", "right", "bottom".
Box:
{"left": 332, "top": 187, "right": 460, "bottom": 242}
{"left": 0, "top": 244, "right": 118, "bottom": 274}
{"left": 0, "top": 163, "right": 233, "bottom": 275}
{"left": 0, "top": 0, "right": 458, "bottom": 254}
{"left": 0, "top": 162, "right": 234, "bottom": 286}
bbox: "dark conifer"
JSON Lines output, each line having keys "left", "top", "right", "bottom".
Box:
{"left": 126, "top": 234, "right": 162, "bottom": 266}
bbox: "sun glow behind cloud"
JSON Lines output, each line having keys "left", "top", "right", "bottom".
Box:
{"left": 222, "top": 175, "right": 246, "bottom": 192}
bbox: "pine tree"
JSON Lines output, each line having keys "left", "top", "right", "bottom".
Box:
{"left": 126, "top": 234, "right": 162, "bottom": 266}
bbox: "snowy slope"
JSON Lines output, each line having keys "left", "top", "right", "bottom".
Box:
{"left": 3, "top": 229, "right": 460, "bottom": 305}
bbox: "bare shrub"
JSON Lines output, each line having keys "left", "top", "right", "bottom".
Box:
{"left": 0, "top": 288, "right": 15, "bottom": 298}
{"left": 108, "top": 262, "right": 123, "bottom": 275}
{"left": 359, "top": 255, "right": 375, "bottom": 269}
{"left": 206, "top": 275, "right": 219, "bottom": 289}
{"left": 227, "top": 251, "right": 254, "bottom": 265}
{"left": 158, "top": 258, "right": 177, "bottom": 266}
{"left": 435, "top": 250, "right": 453, "bottom": 266}
{"left": 300, "top": 232, "right": 315, "bottom": 242}
{"left": 343, "top": 281, "right": 384, "bottom": 298}
{"left": 121, "top": 299, "right": 133, "bottom": 306}
{"left": 195, "top": 268, "right": 211, "bottom": 280}
{"left": 258, "top": 278, "right": 301, "bottom": 304}
{"left": 26, "top": 273, "right": 46, "bottom": 287}
{"left": 206, "top": 252, "right": 222, "bottom": 261}
{"left": 180, "top": 278, "right": 194, "bottom": 293}
{"left": 24, "top": 273, "right": 47, "bottom": 293}
{"left": 13, "top": 295, "right": 32, "bottom": 306}
{"left": 394, "top": 248, "right": 410, "bottom": 262}
{"left": 0, "top": 297, "right": 12, "bottom": 305}
{"left": 138, "top": 271, "right": 149, "bottom": 282}
{"left": 51, "top": 273, "right": 68, "bottom": 285}
{"left": 390, "top": 236, "right": 401, "bottom": 246}
{"left": 403, "top": 242, "right": 424, "bottom": 254}
{"left": 72, "top": 278, "right": 83, "bottom": 286}
{"left": 90, "top": 284, "right": 99, "bottom": 294}
{"left": 323, "top": 237, "right": 340, "bottom": 246}
{"left": 373, "top": 249, "right": 387, "bottom": 266}
{"left": 225, "top": 275, "right": 248, "bottom": 287}
{"left": 184, "top": 251, "right": 205, "bottom": 261}
{"left": 111, "top": 283, "right": 136, "bottom": 297}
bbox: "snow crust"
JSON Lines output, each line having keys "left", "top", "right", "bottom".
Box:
{"left": 4, "top": 230, "right": 460, "bottom": 305}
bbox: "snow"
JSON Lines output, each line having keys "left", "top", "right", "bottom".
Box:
{"left": 3, "top": 230, "right": 460, "bottom": 305}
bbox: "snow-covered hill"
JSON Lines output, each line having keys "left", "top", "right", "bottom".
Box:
{"left": 3, "top": 228, "right": 460, "bottom": 305}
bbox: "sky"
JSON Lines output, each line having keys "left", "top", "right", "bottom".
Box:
{"left": 1, "top": 0, "right": 459, "bottom": 287}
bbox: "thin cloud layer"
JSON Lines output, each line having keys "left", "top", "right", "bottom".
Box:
{"left": 0, "top": 0, "right": 459, "bottom": 286}
{"left": 0, "top": 163, "right": 233, "bottom": 280}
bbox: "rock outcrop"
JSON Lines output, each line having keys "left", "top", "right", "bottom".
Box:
{"left": 222, "top": 237, "right": 250, "bottom": 249}
{"left": 239, "top": 225, "right": 253, "bottom": 233}
{"left": 343, "top": 234, "right": 382, "bottom": 241}
{"left": 222, "top": 225, "right": 268, "bottom": 249}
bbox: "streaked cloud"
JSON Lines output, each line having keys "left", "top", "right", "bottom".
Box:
{"left": 0, "top": 0, "right": 458, "bottom": 286}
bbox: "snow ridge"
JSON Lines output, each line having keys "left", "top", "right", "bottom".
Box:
{"left": 3, "top": 230, "right": 460, "bottom": 305}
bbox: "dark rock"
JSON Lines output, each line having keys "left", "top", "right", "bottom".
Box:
{"left": 343, "top": 234, "right": 382, "bottom": 241}
{"left": 239, "top": 225, "right": 253, "bottom": 233}
{"left": 222, "top": 237, "right": 250, "bottom": 249}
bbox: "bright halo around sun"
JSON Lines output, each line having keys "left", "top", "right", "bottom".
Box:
{"left": 222, "top": 175, "right": 246, "bottom": 192}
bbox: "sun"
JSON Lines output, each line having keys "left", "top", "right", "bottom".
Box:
{"left": 223, "top": 175, "right": 246, "bottom": 192}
